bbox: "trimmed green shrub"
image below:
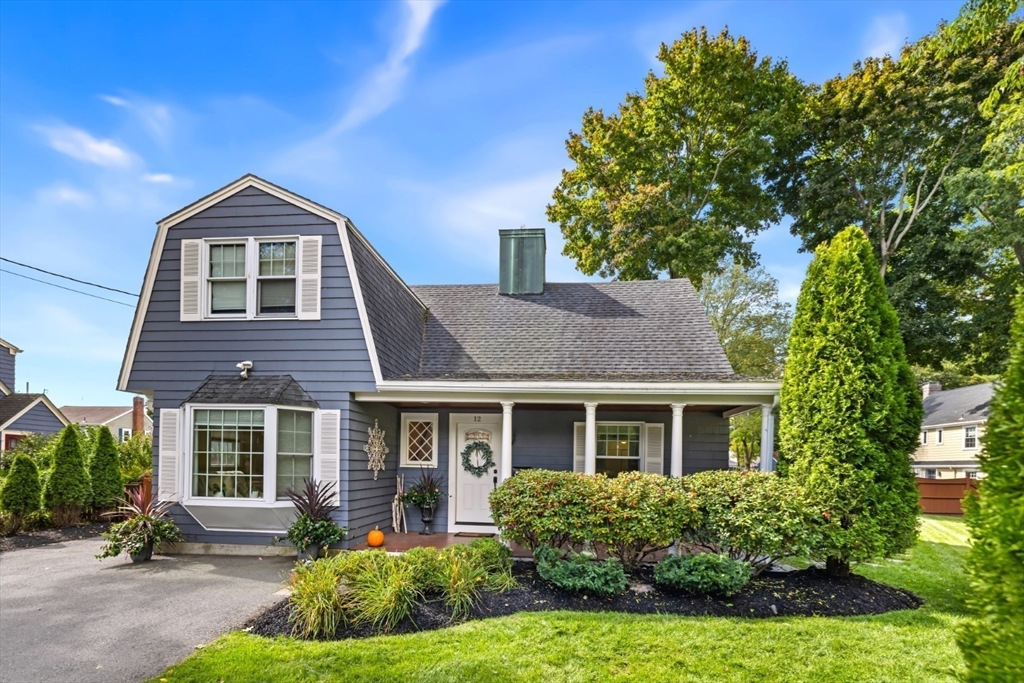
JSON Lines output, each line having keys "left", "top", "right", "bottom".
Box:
{"left": 0, "top": 455, "right": 42, "bottom": 534}
{"left": 466, "top": 537, "right": 516, "bottom": 590}
{"left": 959, "top": 288, "right": 1024, "bottom": 682}
{"left": 402, "top": 546, "right": 447, "bottom": 591}
{"left": 683, "top": 470, "right": 820, "bottom": 575}
{"left": 654, "top": 553, "right": 750, "bottom": 596}
{"left": 89, "top": 427, "right": 124, "bottom": 511}
{"left": 534, "top": 544, "right": 628, "bottom": 596}
{"left": 43, "top": 426, "right": 92, "bottom": 527}
{"left": 490, "top": 469, "right": 603, "bottom": 550}
{"left": 779, "top": 227, "right": 922, "bottom": 576}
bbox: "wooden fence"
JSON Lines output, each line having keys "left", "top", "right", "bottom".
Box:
{"left": 916, "top": 477, "right": 978, "bottom": 515}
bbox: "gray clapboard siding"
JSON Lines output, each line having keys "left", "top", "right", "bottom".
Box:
{"left": 345, "top": 401, "right": 400, "bottom": 546}
{"left": 0, "top": 350, "right": 14, "bottom": 390}
{"left": 135, "top": 186, "right": 380, "bottom": 545}
{"left": 396, "top": 409, "right": 456, "bottom": 534}
{"left": 6, "top": 401, "right": 65, "bottom": 434}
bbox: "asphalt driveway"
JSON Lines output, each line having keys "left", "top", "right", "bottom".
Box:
{"left": 0, "top": 538, "right": 294, "bottom": 683}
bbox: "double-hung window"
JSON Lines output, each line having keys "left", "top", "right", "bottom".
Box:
{"left": 276, "top": 409, "right": 313, "bottom": 498}
{"left": 596, "top": 424, "right": 642, "bottom": 476}
{"left": 180, "top": 235, "right": 321, "bottom": 322}
{"left": 963, "top": 426, "right": 978, "bottom": 449}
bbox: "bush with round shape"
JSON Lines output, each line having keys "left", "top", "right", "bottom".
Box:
{"left": 593, "top": 470, "right": 699, "bottom": 571}
{"left": 958, "top": 288, "right": 1024, "bottom": 682}
{"left": 682, "top": 469, "right": 820, "bottom": 575}
{"left": 89, "top": 426, "right": 124, "bottom": 511}
{"left": 489, "top": 469, "right": 603, "bottom": 550}
{"left": 0, "top": 455, "right": 42, "bottom": 534}
{"left": 533, "top": 544, "right": 628, "bottom": 597}
{"left": 779, "top": 227, "right": 922, "bottom": 576}
{"left": 43, "top": 425, "right": 92, "bottom": 527}
{"left": 654, "top": 552, "right": 751, "bottom": 596}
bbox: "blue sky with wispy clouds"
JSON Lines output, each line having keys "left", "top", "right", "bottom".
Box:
{"left": 0, "top": 0, "right": 962, "bottom": 405}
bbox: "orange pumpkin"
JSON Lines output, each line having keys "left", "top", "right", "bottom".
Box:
{"left": 367, "top": 526, "right": 385, "bottom": 548}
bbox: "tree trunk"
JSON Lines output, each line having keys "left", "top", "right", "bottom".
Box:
{"left": 825, "top": 556, "right": 851, "bottom": 577}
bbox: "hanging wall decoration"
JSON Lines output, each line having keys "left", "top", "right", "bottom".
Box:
{"left": 364, "top": 419, "right": 389, "bottom": 480}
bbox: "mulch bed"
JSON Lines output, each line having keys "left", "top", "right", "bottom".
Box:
{"left": 0, "top": 522, "right": 109, "bottom": 553}
{"left": 245, "top": 561, "right": 922, "bottom": 641}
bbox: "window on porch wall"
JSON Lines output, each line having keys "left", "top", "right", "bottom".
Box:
{"left": 596, "top": 424, "right": 641, "bottom": 476}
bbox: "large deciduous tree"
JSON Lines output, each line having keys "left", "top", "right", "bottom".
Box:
{"left": 779, "top": 227, "right": 922, "bottom": 577}
{"left": 959, "top": 288, "right": 1024, "bottom": 681}
{"left": 548, "top": 28, "right": 804, "bottom": 287}
{"left": 698, "top": 261, "right": 792, "bottom": 378}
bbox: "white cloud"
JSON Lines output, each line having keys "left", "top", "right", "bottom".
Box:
{"left": 329, "top": 0, "right": 444, "bottom": 134}
{"left": 100, "top": 93, "right": 174, "bottom": 143}
{"left": 142, "top": 173, "right": 175, "bottom": 183}
{"left": 99, "top": 94, "right": 128, "bottom": 107}
{"left": 34, "top": 124, "right": 133, "bottom": 167}
{"left": 36, "top": 184, "right": 93, "bottom": 206}
{"left": 863, "top": 13, "right": 909, "bottom": 59}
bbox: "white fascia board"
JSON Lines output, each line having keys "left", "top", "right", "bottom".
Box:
{"left": 0, "top": 395, "right": 70, "bottom": 432}
{"left": 373, "top": 379, "right": 781, "bottom": 395}
{"left": 0, "top": 339, "right": 22, "bottom": 354}
{"left": 0, "top": 379, "right": 11, "bottom": 396}
{"left": 922, "top": 419, "right": 987, "bottom": 430}
{"left": 118, "top": 174, "right": 391, "bottom": 391}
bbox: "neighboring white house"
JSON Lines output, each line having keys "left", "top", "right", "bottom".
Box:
{"left": 60, "top": 397, "right": 152, "bottom": 441}
{"left": 912, "top": 381, "right": 992, "bottom": 480}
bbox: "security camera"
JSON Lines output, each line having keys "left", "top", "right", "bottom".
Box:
{"left": 236, "top": 360, "right": 253, "bottom": 379}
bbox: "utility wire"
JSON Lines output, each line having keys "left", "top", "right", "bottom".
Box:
{"left": 0, "top": 256, "right": 139, "bottom": 297}
{"left": 0, "top": 268, "right": 136, "bottom": 308}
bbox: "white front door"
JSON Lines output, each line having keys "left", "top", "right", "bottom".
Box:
{"left": 453, "top": 415, "right": 502, "bottom": 525}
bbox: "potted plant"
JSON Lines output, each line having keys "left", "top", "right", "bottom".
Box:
{"left": 402, "top": 468, "right": 446, "bottom": 535}
{"left": 96, "top": 479, "right": 183, "bottom": 563}
{"left": 284, "top": 479, "right": 347, "bottom": 561}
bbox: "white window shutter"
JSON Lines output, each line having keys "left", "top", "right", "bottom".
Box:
{"left": 180, "top": 239, "right": 203, "bottom": 321}
{"left": 644, "top": 423, "right": 664, "bottom": 474}
{"left": 158, "top": 409, "right": 181, "bottom": 502}
{"left": 297, "top": 235, "right": 322, "bottom": 321}
{"left": 317, "top": 409, "right": 341, "bottom": 505}
{"left": 573, "top": 422, "right": 586, "bottom": 473}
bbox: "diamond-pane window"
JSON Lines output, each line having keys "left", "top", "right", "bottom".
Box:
{"left": 401, "top": 414, "right": 438, "bottom": 466}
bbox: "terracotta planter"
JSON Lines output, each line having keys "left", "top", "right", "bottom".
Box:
{"left": 130, "top": 541, "right": 154, "bottom": 563}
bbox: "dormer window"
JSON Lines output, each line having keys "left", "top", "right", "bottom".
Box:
{"left": 180, "top": 235, "right": 321, "bottom": 322}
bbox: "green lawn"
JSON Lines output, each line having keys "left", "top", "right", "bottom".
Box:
{"left": 152, "top": 516, "right": 970, "bottom": 683}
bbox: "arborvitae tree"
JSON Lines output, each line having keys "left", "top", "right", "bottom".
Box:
{"left": 43, "top": 425, "right": 92, "bottom": 526}
{"left": 959, "top": 288, "right": 1024, "bottom": 681}
{"left": 779, "top": 226, "right": 922, "bottom": 576}
{"left": 0, "top": 454, "right": 42, "bottom": 534}
{"left": 89, "top": 426, "right": 124, "bottom": 511}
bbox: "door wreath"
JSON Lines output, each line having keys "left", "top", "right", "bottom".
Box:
{"left": 461, "top": 440, "right": 495, "bottom": 477}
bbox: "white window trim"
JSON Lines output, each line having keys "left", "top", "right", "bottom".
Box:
{"left": 936, "top": 428, "right": 943, "bottom": 445}
{"left": 400, "top": 412, "right": 439, "bottom": 467}
{"left": 595, "top": 421, "right": 646, "bottom": 470}
{"left": 181, "top": 403, "right": 317, "bottom": 508}
{"left": 963, "top": 425, "right": 979, "bottom": 451}
{"left": 920, "top": 430, "right": 928, "bottom": 445}
{"left": 202, "top": 236, "right": 300, "bottom": 321}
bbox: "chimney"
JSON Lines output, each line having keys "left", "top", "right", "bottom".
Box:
{"left": 499, "top": 228, "right": 546, "bottom": 295}
{"left": 133, "top": 396, "right": 145, "bottom": 433}
{"left": 921, "top": 381, "right": 942, "bottom": 399}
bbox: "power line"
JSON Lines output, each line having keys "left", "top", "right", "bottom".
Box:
{"left": 0, "top": 268, "right": 136, "bottom": 308}
{"left": 0, "top": 256, "right": 139, "bottom": 297}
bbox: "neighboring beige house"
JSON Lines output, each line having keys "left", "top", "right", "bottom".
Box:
{"left": 912, "top": 381, "right": 992, "bottom": 480}
{"left": 60, "top": 396, "right": 152, "bottom": 441}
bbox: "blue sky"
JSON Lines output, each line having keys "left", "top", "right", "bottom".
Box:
{"left": 0, "top": 0, "right": 963, "bottom": 406}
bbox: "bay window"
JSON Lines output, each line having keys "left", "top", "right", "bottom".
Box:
{"left": 276, "top": 409, "right": 313, "bottom": 499}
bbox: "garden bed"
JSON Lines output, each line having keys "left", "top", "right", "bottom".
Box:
{"left": 246, "top": 560, "right": 922, "bottom": 640}
{"left": 0, "top": 521, "right": 109, "bottom": 553}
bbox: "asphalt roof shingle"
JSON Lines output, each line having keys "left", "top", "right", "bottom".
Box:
{"left": 183, "top": 375, "right": 319, "bottom": 408}
{"left": 922, "top": 383, "right": 993, "bottom": 427}
{"left": 396, "top": 280, "right": 737, "bottom": 381}
{"left": 60, "top": 406, "right": 134, "bottom": 425}
{"left": 0, "top": 394, "right": 45, "bottom": 427}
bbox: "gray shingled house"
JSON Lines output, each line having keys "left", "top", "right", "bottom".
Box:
{"left": 913, "top": 381, "right": 993, "bottom": 479}
{"left": 118, "top": 175, "right": 781, "bottom": 549}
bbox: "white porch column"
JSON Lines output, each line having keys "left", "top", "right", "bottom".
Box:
{"left": 759, "top": 404, "right": 775, "bottom": 472}
{"left": 500, "top": 401, "right": 514, "bottom": 481}
{"left": 670, "top": 403, "right": 686, "bottom": 478}
{"left": 584, "top": 402, "right": 598, "bottom": 475}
